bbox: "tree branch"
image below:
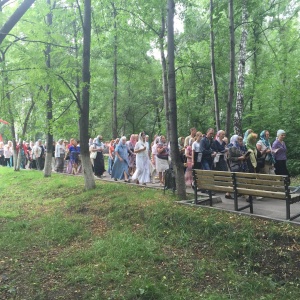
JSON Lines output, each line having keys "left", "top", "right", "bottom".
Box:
{"left": 56, "top": 73, "right": 82, "bottom": 112}
{"left": 0, "top": 0, "right": 36, "bottom": 46}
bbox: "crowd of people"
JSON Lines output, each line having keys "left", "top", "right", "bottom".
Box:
{"left": 0, "top": 127, "right": 289, "bottom": 191}
{"left": 182, "top": 127, "right": 289, "bottom": 197}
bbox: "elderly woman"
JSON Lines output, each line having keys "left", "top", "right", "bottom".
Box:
{"left": 111, "top": 136, "right": 130, "bottom": 182}
{"left": 256, "top": 130, "right": 275, "bottom": 174}
{"left": 228, "top": 135, "right": 249, "bottom": 173}
{"left": 54, "top": 139, "right": 65, "bottom": 172}
{"left": 272, "top": 129, "right": 289, "bottom": 177}
{"left": 91, "top": 135, "right": 105, "bottom": 178}
{"left": 132, "top": 132, "right": 150, "bottom": 185}
{"left": 127, "top": 134, "right": 136, "bottom": 176}
{"left": 243, "top": 129, "right": 253, "bottom": 144}
{"left": 245, "top": 133, "right": 258, "bottom": 173}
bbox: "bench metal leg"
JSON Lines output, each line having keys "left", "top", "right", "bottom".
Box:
{"left": 208, "top": 191, "right": 212, "bottom": 206}
{"left": 234, "top": 191, "right": 238, "bottom": 211}
{"left": 249, "top": 196, "right": 253, "bottom": 214}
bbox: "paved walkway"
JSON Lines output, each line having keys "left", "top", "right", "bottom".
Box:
{"left": 97, "top": 172, "right": 300, "bottom": 224}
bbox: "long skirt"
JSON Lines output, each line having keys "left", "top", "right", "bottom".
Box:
{"left": 156, "top": 157, "right": 169, "bottom": 173}
{"left": 111, "top": 158, "right": 129, "bottom": 180}
{"left": 132, "top": 155, "right": 150, "bottom": 184}
{"left": 55, "top": 154, "right": 65, "bottom": 173}
{"left": 94, "top": 152, "right": 105, "bottom": 176}
{"left": 213, "top": 156, "right": 228, "bottom": 171}
{"left": 274, "top": 160, "right": 289, "bottom": 176}
{"left": 185, "top": 161, "right": 193, "bottom": 186}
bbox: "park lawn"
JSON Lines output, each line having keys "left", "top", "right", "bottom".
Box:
{"left": 0, "top": 168, "right": 300, "bottom": 299}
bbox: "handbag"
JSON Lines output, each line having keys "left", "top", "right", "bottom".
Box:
{"left": 90, "top": 151, "right": 97, "bottom": 159}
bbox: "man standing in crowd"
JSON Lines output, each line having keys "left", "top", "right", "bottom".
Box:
{"left": 184, "top": 127, "right": 197, "bottom": 147}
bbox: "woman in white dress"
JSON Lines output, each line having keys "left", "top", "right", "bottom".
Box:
{"left": 132, "top": 132, "right": 150, "bottom": 185}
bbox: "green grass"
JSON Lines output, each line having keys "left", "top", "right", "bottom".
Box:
{"left": 1, "top": 167, "right": 300, "bottom": 299}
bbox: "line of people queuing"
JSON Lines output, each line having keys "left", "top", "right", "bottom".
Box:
{"left": 0, "top": 128, "right": 289, "bottom": 193}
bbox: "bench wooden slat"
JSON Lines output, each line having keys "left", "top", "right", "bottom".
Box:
{"left": 198, "top": 184, "right": 234, "bottom": 193}
{"left": 235, "top": 177, "right": 284, "bottom": 186}
{"left": 237, "top": 183, "right": 285, "bottom": 192}
{"left": 197, "top": 180, "right": 232, "bottom": 188}
{"left": 195, "top": 175, "right": 233, "bottom": 182}
{"left": 194, "top": 170, "right": 230, "bottom": 176}
{"left": 234, "top": 172, "right": 287, "bottom": 181}
{"left": 236, "top": 188, "right": 286, "bottom": 199}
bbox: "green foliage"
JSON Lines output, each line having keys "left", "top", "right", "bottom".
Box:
{"left": 0, "top": 0, "right": 299, "bottom": 173}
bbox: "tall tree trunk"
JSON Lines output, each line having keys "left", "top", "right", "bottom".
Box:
{"left": 226, "top": 0, "right": 235, "bottom": 137}
{"left": 2, "top": 59, "right": 17, "bottom": 170}
{"left": 233, "top": 0, "right": 248, "bottom": 135}
{"left": 159, "top": 11, "right": 170, "bottom": 141}
{"left": 0, "top": 0, "right": 35, "bottom": 45}
{"left": 112, "top": 2, "right": 118, "bottom": 139}
{"left": 209, "top": 0, "right": 220, "bottom": 131}
{"left": 167, "top": 0, "right": 186, "bottom": 199}
{"left": 44, "top": 0, "right": 53, "bottom": 177}
{"left": 79, "top": 0, "right": 95, "bottom": 190}
{"left": 248, "top": 26, "right": 259, "bottom": 126}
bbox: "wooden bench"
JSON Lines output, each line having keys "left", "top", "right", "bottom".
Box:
{"left": 193, "top": 169, "right": 300, "bottom": 221}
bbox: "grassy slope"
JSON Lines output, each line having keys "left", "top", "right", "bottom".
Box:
{"left": 0, "top": 167, "right": 300, "bottom": 300}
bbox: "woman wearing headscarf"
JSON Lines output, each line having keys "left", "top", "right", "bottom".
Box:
{"left": 256, "top": 130, "right": 275, "bottom": 174}
{"left": 127, "top": 134, "right": 137, "bottom": 176}
{"left": 272, "top": 130, "right": 289, "bottom": 177}
{"left": 111, "top": 136, "right": 130, "bottom": 182}
{"left": 245, "top": 133, "right": 258, "bottom": 173}
{"left": 243, "top": 129, "right": 253, "bottom": 144}
{"left": 131, "top": 132, "right": 150, "bottom": 185}
{"left": 91, "top": 135, "right": 105, "bottom": 178}
{"left": 228, "top": 135, "right": 249, "bottom": 172}
{"left": 54, "top": 139, "right": 66, "bottom": 173}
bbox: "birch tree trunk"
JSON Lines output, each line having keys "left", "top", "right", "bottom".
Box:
{"left": 112, "top": 3, "right": 118, "bottom": 139}
{"left": 44, "top": 0, "right": 53, "bottom": 177}
{"left": 167, "top": 0, "right": 186, "bottom": 199}
{"left": 233, "top": 0, "right": 248, "bottom": 135}
{"left": 248, "top": 25, "right": 259, "bottom": 126}
{"left": 79, "top": 0, "right": 95, "bottom": 190}
{"left": 209, "top": 0, "right": 220, "bottom": 131}
{"left": 225, "top": 0, "right": 235, "bottom": 136}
